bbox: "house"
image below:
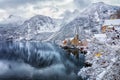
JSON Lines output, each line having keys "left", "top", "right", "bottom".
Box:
{"left": 94, "top": 34, "right": 107, "bottom": 38}
{"left": 101, "top": 19, "right": 120, "bottom": 33}
{"left": 93, "top": 34, "right": 107, "bottom": 43}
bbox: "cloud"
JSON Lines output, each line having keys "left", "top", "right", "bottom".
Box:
{"left": 0, "top": 0, "right": 67, "bottom": 9}
{"left": 0, "top": 0, "right": 35, "bottom": 9}
{"left": 0, "top": 9, "right": 9, "bottom": 21}
{"left": 0, "top": 0, "right": 120, "bottom": 19}
{"left": 0, "top": 0, "right": 75, "bottom": 19}
{"left": 74, "top": 0, "right": 91, "bottom": 9}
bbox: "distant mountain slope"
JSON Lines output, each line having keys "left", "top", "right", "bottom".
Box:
{"left": 0, "top": 2, "right": 120, "bottom": 41}
{"left": 81, "top": 2, "right": 120, "bottom": 19}
{"left": 48, "top": 2, "right": 120, "bottom": 42}
{"left": 0, "top": 15, "right": 25, "bottom": 26}
{"left": 22, "top": 15, "right": 59, "bottom": 33}
{"left": 46, "top": 16, "right": 89, "bottom": 42}
{"left": 16, "top": 15, "right": 60, "bottom": 41}
{"left": 0, "top": 15, "right": 60, "bottom": 41}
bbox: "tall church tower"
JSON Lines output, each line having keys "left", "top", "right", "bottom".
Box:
{"left": 74, "top": 26, "right": 79, "bottom": 40}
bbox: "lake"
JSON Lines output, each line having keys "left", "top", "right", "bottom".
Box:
{"left": 0, "top": 41, "right": 85, "bottom": 80}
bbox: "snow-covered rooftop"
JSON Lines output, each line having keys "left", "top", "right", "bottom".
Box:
{"left": 104, "top": 19, "right": 120, "bottom": 26}
{"left": 94, "top": 34, "right": 107, "bottom": 38}
{"left": 93, "top": 34, "right": 107, "bottom": 42}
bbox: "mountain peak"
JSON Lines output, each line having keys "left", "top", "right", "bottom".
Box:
{"left": 82, "top": 2, "right": 120, "bottom": 17}
{"left": 21, "top": 15, "right": 59, "bottom": 33}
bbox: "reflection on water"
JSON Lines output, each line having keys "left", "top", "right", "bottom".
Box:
{"left": 0, "top": 41, "right": 85, "bottom": 80}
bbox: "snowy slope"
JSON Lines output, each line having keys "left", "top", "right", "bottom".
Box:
{"left": 21, "top": 15, "right": 59, "bottom": 33}
{"left": 0, "top": 15, "right": 61, "bottom": 41}
{"left": 61, "top": 10, "right": 81, "bottom": 26}
{"left": 14, "top": 15, "right": 61, "bottom": 41}
{"left": 46, "top": 16, "right": 90, "bottom": 42}
{"left": 0, "top": 2, "right": 120, "bottom": 41}
{"left": 47, "top": 2, "right": 120, "bottom": 42}
{"left": 81, "top": 2, "right": 120, "bottom": 19}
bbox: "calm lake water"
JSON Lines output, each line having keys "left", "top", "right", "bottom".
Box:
{"left": 0, "top": 41, "right": 85, "bottom": 80}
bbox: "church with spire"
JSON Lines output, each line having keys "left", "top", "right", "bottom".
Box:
{"left": 62, "top": 26, "right": 88, "bottom": 47}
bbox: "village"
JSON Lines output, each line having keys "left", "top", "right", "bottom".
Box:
{"left": 60, "top": 12, "right": 120, "bottom": 79}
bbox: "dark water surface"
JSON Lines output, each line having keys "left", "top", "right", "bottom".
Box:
{"left": 0, "top": 41, "right": 85, "bottom": 80}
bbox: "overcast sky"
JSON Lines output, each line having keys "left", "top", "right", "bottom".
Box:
{"left": 0, "top": 0, "right": 120, "bottom": 20}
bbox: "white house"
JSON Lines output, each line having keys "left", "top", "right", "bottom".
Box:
{"left": 103, "top": 19, "right": 120, "bottom": 26}
{"left": 102, "top": 19, "right": 120, "bottom": 32}
{"left": 93, "top": 34, "right": 107, "bottom": 43}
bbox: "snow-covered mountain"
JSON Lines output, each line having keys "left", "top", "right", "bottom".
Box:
{"left": 61, "top": 10, "right": 81, "bottom": 26}
{"left": 0, "top": 2, "right": 120, "bottom": 41}
{"left": 0, "top": 15, "right": 61, "bottom": 41}
{"left": 48, "top": 2, "right": 120, "bottom": 42}
{"left": 16, "top": 15, "right": 60, "bottom": 40}
{"left": 21, "top": 15, "right": 59, "bottom": 33}
{"left": 46, "top": 16, "right": 90, "bottom": 42}
{"left": 0, "top": 15, "right": 25, "bottom": 26}
{"left": 81, "top": 2, "right": 120, "bottom": 20}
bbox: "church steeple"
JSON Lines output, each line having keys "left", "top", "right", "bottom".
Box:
{"left": 74, "top": 26, "right": 79, "bottom": 40}
{"left": 74, "top": 26, "right": 78, "bottom": 35}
